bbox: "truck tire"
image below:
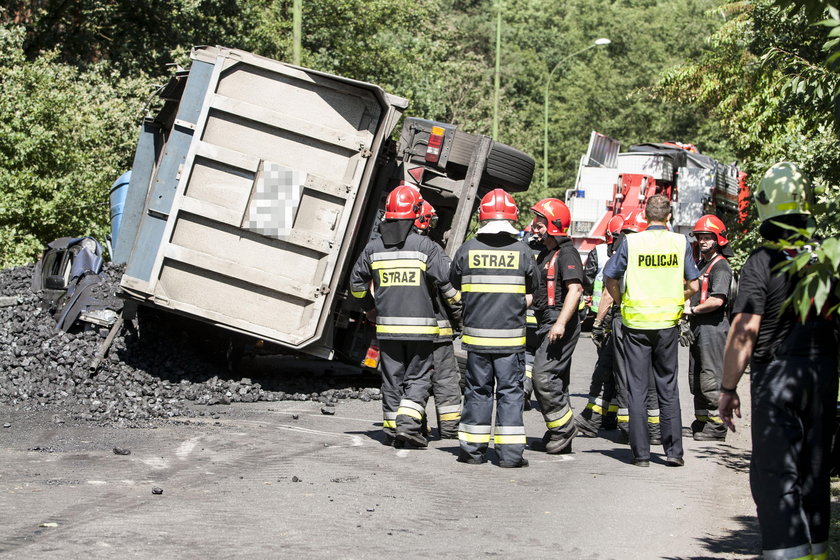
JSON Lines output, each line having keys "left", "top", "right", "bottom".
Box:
{"left": 447, "top": 131, "right": 534, "bottom": 192}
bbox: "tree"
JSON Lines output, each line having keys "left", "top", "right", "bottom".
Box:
{"left": 0, "top": 25, "right": 148, "bottom": 267}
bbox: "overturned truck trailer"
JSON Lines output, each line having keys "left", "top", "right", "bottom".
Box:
{"left": 114, "top": 46, "right": 535, "bottom": 364}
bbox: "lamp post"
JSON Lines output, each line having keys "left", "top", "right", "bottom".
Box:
{"left": 543, "top": 38, "right": 610, "bottom": 190}
{"left": 492, "top": 0, "right": 502, "bottom": 140}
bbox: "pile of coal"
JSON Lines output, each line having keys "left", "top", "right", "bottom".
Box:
{"left": 0, "top": 263, "right": 380, "bottom": 425}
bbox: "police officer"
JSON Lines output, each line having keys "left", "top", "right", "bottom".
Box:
{"left": 684, "top": 215, "right": 733, "bottom": 441}
{"left": 604, "top": 195, "right": 700, "bottom": 467}
{"left": 414, "top": 201, "right": 463, "bottom": 439}
{"left": 576, "top": 214, "right": 625, "bottom": 436}
{"left": 719, "top": 162, "right": 838, "bottom": 560}
{"left": 528, "top": 198, "right": 584, "bottom": 454}
{"left": 349, "top": 185, "right": 457, "bottom": 448}
{"left": 450, "top": 189, "right": 539, "bottom": 468}
{"left": 599, "top": 210, "right": 661, "bottom": 445}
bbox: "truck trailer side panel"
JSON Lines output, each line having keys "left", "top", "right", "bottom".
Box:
{"left": 120, "top": 47, "right": 407, "bottom": 355}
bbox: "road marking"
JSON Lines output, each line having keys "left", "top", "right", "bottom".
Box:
{"left": 176, "top": 437, "right": 202, "bottom": 460}
{"left": 395, "top": 450, "right": 410, "bottom": 458}
{"left": 87, "top": 480, "right": 107, "bottom": 485}
{"left": 277, "top": 426, "right": 364, "bottom": 447}
{"left": 140, "top": 457, "right": 170, "bottom": 469}
{"left": 306, "top": 414, "right": 378, "bottom": 423}
{"left": 530, "top": 456, "right": 576, "bottom": 463}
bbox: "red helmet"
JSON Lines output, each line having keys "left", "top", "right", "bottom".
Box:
{"left": 622, "top": 209, "right": 648, "bottom": 233}
{"left": 531, "top": 198, "right": 571, "bottom": 237}
{"left": 385, "top": 185, "right": 423, "bottom": 220}
{"left": 414, "top": 201, "right": 438, "bottom": 231}
{"left": 692, "top": 214, "right": 728, "bottom": 246}
{"left": 606, "top": 214, "right": 625, "bottom": 243}
{"left": 479, "top": 188, "right": 518, "bottom": 221}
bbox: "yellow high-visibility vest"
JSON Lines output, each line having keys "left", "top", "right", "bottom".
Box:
{"left": 622, "top": 229, "right": 686, "bottom": 330}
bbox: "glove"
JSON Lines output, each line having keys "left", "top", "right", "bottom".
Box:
{"left": 591, "top": 320, "right": 606, "bottom": 349}
{"left": 678, "top": 317, "right": 695, "bottom": 347}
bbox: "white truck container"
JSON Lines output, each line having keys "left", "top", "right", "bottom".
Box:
{"left": 114, "top": 46, "right": 535, "bottom": 364}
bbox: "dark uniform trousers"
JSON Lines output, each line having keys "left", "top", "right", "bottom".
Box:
{"left": 379, "top": 339, "right": 434, "bottom": 438}
{"left": 622, "top": 325, "right": 683, "bottom": 461}
{"left": 430, "top": 341, "right": 462, "bottom": 436}
{"left": 750, "top": 323, "right": 838, "bottom": 558}
{"left": 581, "top": 328, "right": 617, "bottom": 429}
{"left": 459, "top": 351, "right": 526, "bottom": 465}
{"left": 523, "top": 313, "right": 538, "bottom": 406}
{"left": 611, "top": 316, "right": 661, "bottom": 440}
{"left": 689, "top": 320, "right": 728, "bottom": 435}
{"left": 532, "top": 315, "right": 581, "bottom": 442}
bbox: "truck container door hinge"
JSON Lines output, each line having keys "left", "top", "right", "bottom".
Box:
{"left": 359, "top": 145, "right": 372, "bottom": 158}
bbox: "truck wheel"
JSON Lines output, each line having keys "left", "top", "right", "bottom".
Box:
{"left": 447, "top": 132, "right": 534, "bottom": 192}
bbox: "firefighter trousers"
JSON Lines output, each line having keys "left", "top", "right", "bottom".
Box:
{"left": 459, "top": 351, "right": 526, "bottom": 465}
{"left": 532, "top": 318, "right": 581, "bottom": 445}
{"left": 523, "top": 323, "right": 538, "bottom": 406}
{"left": 581, "top": 330, "right": 616, "bottom": 429}
{"left": 430, "top": 341, "right": 462, "bottom": 437}
{"left": 622, "top": 326, "right": 683, "bottom": 461}
{"left": 612, "top": 316, "right": 660, "bottom": 440}
{"left": 379, "top": 339, "right": 434, "bottom": 439}
{"left": 688, "top": 321, "right": 728, "bottom": 436}
{"left": 750, "top": 354, "right": 838, "bottom": 559}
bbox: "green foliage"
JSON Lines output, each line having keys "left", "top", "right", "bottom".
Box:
{"left": 0, "top": 25, "right": 149, "bottom": 267}
{"left": 655, "top": 1, "right": 840, "bottom": 270}
{"left": 765, "top": 226, "right": 840, "bottom": 320}
{"left": 0, "top": 0, "right": 739, "bottom": 266}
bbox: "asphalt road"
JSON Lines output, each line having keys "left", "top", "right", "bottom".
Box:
{"left": 0, "top": 336, "right": 760, "bottom": 559}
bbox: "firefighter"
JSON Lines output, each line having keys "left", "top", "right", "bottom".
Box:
{"left": 414, "top": 201, "right": 463, "bottom": 439}
{"left": 603, "top": 210, "right": 662, "bottom": 445}
{"left": 719, "top": 162, "right": 838, "bottom": 559}
{"left": 684, "top": 214, "right": 733, "bottom": 441}
{"left": 349, "top": 185, "right": 458, "bottom": 448}
{"left": 576, "top": 213, "right": 625, "bottom": 436}
{"left": 522, "top": 223, "right": 543, "bottom": 410}
{"left": 528, "top": 198, "right": 584, "bottom": 454}
{"left": 450, "top": 188, "right": 539, "bottom": 467}
{"left": 604, "top": 195, "right": 700, "bottom": 467}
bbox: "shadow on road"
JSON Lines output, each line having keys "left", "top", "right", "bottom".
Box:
{"left": 662, "top": 514, "right": 761, "bottom": 560}
{"left": 690, "top": 443, "right": 751, "bottom": 475}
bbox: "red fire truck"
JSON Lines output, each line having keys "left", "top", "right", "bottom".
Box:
{"left": 565, "top": 131, "right": 748, "bottom": 257}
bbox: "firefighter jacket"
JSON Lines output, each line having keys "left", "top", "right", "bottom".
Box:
{"left": 450, "top": 233, "right": 541, "bottom": 353}
{"left": 432, "top": 251, "right": 462, "bottom": 342}
{"left": 584, "top": 243, "right": 609, "bottom": 311}
{"left": 349, "top": 229, "right": 457, "bottom": 341}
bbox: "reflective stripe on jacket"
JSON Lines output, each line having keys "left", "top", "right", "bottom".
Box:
{"left": 621, "top": 229, "right": 686, "bottom": 330}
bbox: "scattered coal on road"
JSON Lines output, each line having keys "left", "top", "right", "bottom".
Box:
{"left": 0, "top": 263, "right": 380, "bottom": 426}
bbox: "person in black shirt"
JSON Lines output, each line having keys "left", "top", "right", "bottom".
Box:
{"left": 720, "top": 162, "right": 839, "bottom": 560}
{"left": 528, "top": 198, "right": 584, "bottom": 454}
{"left": 684, "top": 215, "right": 733, "bottom": 441}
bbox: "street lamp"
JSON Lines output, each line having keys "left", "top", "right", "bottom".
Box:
{"left": 543, "top": 38, "right": 611, "bottom": 190}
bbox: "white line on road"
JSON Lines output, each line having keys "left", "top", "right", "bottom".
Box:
{"left": 176, "top": 436, "right": 202, "bottom": 460}
{"left": 277, "top": 425, "right": 364, "bottom": 447}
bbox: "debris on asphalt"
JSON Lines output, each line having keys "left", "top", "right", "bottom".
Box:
{"left": 112, "top": 447, "right": 131, "bottom": 455}
{"left": 292, "top": 476, "right": 301, "bottom": 482}
{"left": 38, "top": 522, "right": 59, "bottom": 528}
{"left": 320, "top": 406, "right": 335, "bottom": 415}
{"left": 0, "top": 263, "right": 382, "bottom": 426}
{"left": 3, "top": 423, "right": 10, "bottom": 428}
{"left": 152, "top": 487, "right": 163, "bottom": 495}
